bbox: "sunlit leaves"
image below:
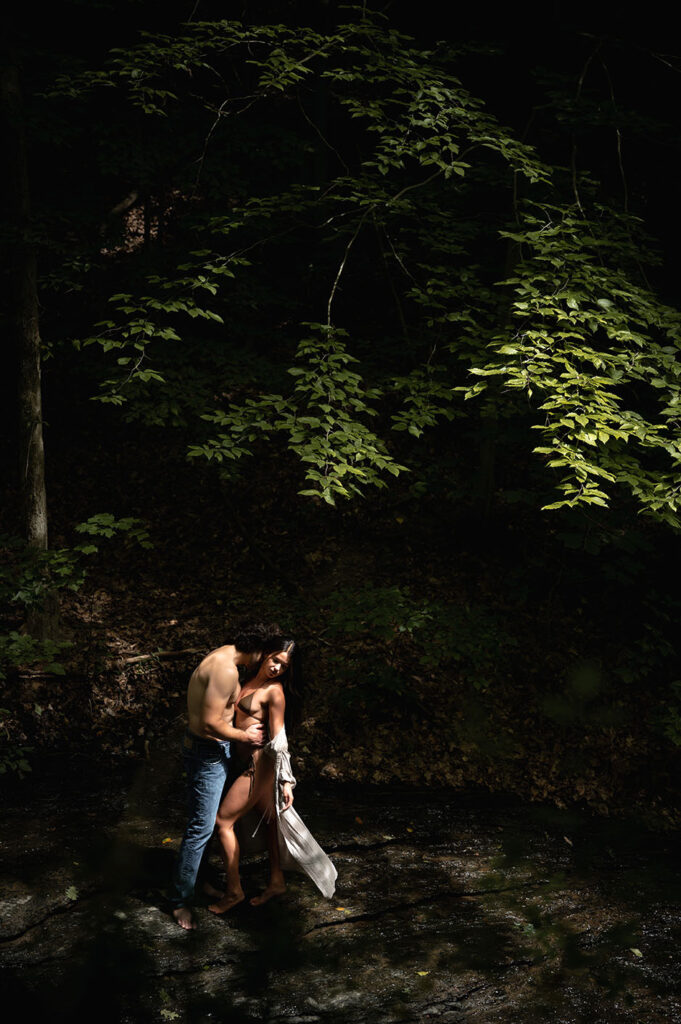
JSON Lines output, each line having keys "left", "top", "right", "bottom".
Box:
{"left": 391, "top": 367, "right": 458, "bottom": 437}
{"left": 75, "top": 513, "right": 152, "bottom": 548}
{"left": 55, "top": 8, "right": 681, "bottom": 525}
{"left": 76, "top": 251, "right": 245, "bottom": 405}
{"left": 462, "top": 203, "right": 681, "bottom": 526}
{"left": 188, "top": 325, "right": 406, "bottom": 503}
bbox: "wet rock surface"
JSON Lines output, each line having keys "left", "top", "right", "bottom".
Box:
{"left": 2, "top": 739, "right": 681, "bottom": 1023}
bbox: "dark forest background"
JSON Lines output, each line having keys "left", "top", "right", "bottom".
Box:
{"left": 2, "top": 0, "right": 680, "bottom": 825}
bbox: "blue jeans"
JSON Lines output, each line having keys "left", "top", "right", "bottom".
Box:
{"left": 170, "top": 730, "right": 231, "bottom": 908}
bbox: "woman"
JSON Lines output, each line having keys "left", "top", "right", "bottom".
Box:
{"left": 208, "top": 638, "right": 337, "bottom": 913}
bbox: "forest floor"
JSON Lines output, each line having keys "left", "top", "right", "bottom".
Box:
{"left": 2, "top": 736, "right": 681, "bottom": 1024}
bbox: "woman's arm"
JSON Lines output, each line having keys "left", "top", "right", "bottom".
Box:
{"left": 267, "top": 683, "right": 286, "bottom": 738}
{"left": 266, "top": 685, "right": 294, "bottom": 810}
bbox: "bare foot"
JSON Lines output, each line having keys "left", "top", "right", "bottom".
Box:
{"left": 172, "top": 906, "right": 196, "bottom": 930}
{"left": 201, "top": 881, "right": 225, "bottom": 900}
{"left": 208, "top": 889, "right": 245, "bottom": 914}
{"left": 250, "top": 882, "right": 286, "bottom": 907}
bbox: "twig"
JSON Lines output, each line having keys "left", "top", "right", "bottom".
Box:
{"left": 124, "top": 648, "right": 203, "bottom": 665}
{"left": 572, "top": 40, "right": 603, "bottom": 215}
{"left": 326, "top": 210, "right": 371, "bottom": 325}
{"left": 297, "top": 93, "right": 349, "bottom": 174}
{"left": 599, "top": 58, "right": 629, "bottom": 214}
{"left": 389, "top": 167, "right": 443, "bottom": 205}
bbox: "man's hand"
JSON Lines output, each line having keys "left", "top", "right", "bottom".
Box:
{"left": 244, "top": 722, "right": 265, "bottom": 746}
{"left": 280, "top": 782, "right": 294, "bottom": 811}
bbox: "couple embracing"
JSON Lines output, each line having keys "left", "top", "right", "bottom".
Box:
{"left": 169, "top": 622, "right": 337, "bottom": 930}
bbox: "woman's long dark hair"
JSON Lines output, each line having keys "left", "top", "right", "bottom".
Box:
{"left": 259, "top": 636, "right": 304, "bottom": 736}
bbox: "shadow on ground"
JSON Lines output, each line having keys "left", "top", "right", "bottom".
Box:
{"left": 2, "top": 737, "right": 681, "bottom": 1023}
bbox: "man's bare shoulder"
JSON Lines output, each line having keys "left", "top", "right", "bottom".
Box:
{"left": 196, "top": 645, "right": 234, "bottom": 671}
{"left": 194, "top": 646, "right": 238, "bottom": 685}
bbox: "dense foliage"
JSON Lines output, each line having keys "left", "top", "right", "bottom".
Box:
{"left": 1, "top": 2, "right": 679, "bottom": 820}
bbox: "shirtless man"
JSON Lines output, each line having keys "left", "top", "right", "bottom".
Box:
{"left": 169, "top": 622, "right": 282, "bottom": 930}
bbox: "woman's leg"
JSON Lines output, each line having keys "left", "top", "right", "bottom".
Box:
{"left": 208, "top": 772, "right": 254, "bottom": 913}
{"left": 250, "top": 816, "right": 286, "bottom": 906}
{"left": 209, "top": 757, "right": 275, "bottom": 914}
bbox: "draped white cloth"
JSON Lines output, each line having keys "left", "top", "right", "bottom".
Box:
{"left": 254, "top": 726, "right": 337, "bottom": 898}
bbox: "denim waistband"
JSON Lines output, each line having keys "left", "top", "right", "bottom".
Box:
{"left": 183, "top": 728, "right": 230, "bottom": 752}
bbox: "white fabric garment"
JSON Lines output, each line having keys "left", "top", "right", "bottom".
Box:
{"left": 259, "top": 726, "right": 337, "bottom": 899}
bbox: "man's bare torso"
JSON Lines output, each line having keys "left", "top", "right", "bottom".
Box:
{"left": 187, "top": 645, "right": 240, "bottom": 739}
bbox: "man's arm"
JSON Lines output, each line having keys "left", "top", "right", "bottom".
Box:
{"left": 200, "top": 660, "right": 264, "bottom": 744}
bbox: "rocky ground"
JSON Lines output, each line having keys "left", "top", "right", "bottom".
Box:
{"left": 2, "top": 728, "right": 681, "bottom": 1023}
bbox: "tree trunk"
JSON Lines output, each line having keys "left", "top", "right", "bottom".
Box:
{"left": 1, "top": 58, "right": 57, "bottom": 640}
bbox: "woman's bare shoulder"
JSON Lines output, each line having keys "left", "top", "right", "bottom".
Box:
{"left": 263, "top": 681, "right": 285, "bottom": 702}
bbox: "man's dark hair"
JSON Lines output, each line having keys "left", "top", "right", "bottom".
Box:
{"left": 228, "top": 621, "right": 283, "bottom": 654}
{"left": 229, "top": 624, "right": 304, "bottom": 733}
